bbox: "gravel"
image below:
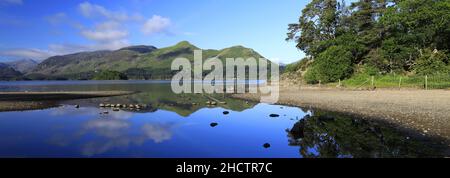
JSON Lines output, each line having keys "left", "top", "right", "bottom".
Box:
{"left": 233, "top": 86, "right": 450, "bottom": 139}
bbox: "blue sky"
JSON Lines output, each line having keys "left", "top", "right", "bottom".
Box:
{"left": 0, "top": 0, "right": 308, "bottom": 63}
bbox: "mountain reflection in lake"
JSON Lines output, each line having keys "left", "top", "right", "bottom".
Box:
{"left": 0, "top": 81, "right": 448, "bottom": 158}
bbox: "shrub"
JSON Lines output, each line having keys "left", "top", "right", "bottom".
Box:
{"left": 304, "top": 65, "right": 320, "bottom": 84}
{"left": 414, "top": 49, "right": 448, "bottom": 75}
{"left": 305, "top": 46, "right": 354, "bottom": 83}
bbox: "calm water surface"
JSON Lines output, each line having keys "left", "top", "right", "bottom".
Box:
{"left": 0, "top": 81, "right": 448, "bottom": 158}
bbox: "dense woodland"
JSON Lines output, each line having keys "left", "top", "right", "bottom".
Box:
{"left": 286, "top": 0, "right": 450, "bottom": 84}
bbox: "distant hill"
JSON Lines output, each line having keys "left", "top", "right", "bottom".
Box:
{"left": 0, "top": 63, "right": 23, "bottom": 81}
{"left": 28, "top": 41, "right": 270, "bottom": 80}
{"left": 5, "top": 59, "right": 38, "bottom": 73}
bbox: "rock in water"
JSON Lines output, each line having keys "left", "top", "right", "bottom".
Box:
{"left": 263, "top": 143, "right": 271, "bottom": 148}
{"left": 210, "top": 123, "right": 218, "bottom": 127}
{"left": 269, "top": 114, "right": 280, "bottom": 118}
{"left": 113, "top": 108, "right": 120, "bottom": 112}
{"left": 75, "top": 105, "right": 80, "bottom": 108}
{"left": 223, "top": 111, "right": 230, "bottom": 115}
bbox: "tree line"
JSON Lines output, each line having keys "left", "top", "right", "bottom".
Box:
{"left": 286, "top": 0, "right": 450, "bottom": 83}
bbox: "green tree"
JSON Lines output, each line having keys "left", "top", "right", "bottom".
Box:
{"left": 305, "top": 46, "right": 354, "bottom": 83}
{"left": 287, "top": 0, "right": 450, "bottom": 84}
{"left": 287, "top": 0, "right": 341, "bottom": 56}
{"left": 92, "top": 70, "right": 128, "bottom": 80}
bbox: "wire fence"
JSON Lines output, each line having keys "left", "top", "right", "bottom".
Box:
{"left": 344, "top": 74, "right": 450, "bottom": 90}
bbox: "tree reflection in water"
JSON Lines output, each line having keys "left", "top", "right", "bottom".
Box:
{"left": 287, "top": 112, "right": 449, "bottom": 158}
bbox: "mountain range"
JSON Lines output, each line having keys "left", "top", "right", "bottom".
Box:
{"left": 0, "top": 63, "right": 23, "bottom": 81}
{"left": 1, "top": 41, "right": 269, "bottom": 80}
{"left": 4, "top": 59, "right": 39, "bottom": 73}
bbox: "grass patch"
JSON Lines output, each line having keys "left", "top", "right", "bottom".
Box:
{"left": 326, "top": 73, "right": 450, "bottom": 89}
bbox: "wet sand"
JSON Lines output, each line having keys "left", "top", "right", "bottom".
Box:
{"left": 0, "top": 91, "right": 135, "bottom": 112}
{"left": 233, "top": 86, "right": 450, "bottom": 140}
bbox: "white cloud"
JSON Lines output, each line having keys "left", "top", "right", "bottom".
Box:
{"left": 45, "top": 13, "right": 68, "bottom": 25}
{"left": 0, "top": 48, "right": 52, "bottom": 60}
{"left": 48, "top": 41, "right": 129, "bottom": 55}
{"left": 81, "top": 28, "right": 128, "bottom": 42}
{"left": 141, "top": 123, "right": 173, "bottom": 143}
{"left": 76, "top": 2, "right": 139, "bottom": 51}
{"left": 0, "top": 0, "right": 23, "bottom": 5}
{"left": 0, "top": 41, "right": 130, "bottom": 60}
{"left": 142, "top": 15, "right": 172, "bottom": 35}
{"left": 80, "top": 21, "right": 129, "bottom": 50}
{"left": 78, "top": 2, "right": 143, "bottom": 22}
{"left": 0, "top": 2, "right": 178, "bottom": 60}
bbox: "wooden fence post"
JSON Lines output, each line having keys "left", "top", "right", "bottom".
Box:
{"left": 399, "top": 77, "right": 402, "bottom": 89}
{"left": 425, "top": 75, "right": 428, "bottom": 90}
{"left": 371, "top": 76, "right": 374, "bottom": 87}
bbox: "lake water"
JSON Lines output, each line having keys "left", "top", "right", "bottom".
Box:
{"left": 0, "top": 81, "right": 448, "bottom": 158}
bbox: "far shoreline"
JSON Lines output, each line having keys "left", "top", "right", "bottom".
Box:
{"left": 0, "top": 91, "right": 135, "bottom": 112}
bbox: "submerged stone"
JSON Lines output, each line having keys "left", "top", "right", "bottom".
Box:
{"left": 269, "top": 114, "right": 280, "bottom": 117}
{"left": 210, "top": 123, "right": 218, "bottom": 127}
{"left": 263, "top": 143, "right": 271, "bottom": 148}
{"left": 223, "top": 111, "right": 230, "bottom": 115}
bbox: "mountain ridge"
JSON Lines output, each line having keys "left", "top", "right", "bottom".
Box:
{"left": 27, "top": 41, "right": 269, "bottom": 80}
{"left": 2, "top": 59, "right": 38, "bottom": 73}
{"left": 0, "top": 63, "right": 23, "bottom": 80}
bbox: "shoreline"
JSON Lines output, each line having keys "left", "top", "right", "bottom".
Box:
{"left": 0, "top": 91, "right": 135, "bottom": 112}
{"left": 232, "top": 85, "right": 450, "bottom": 140}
